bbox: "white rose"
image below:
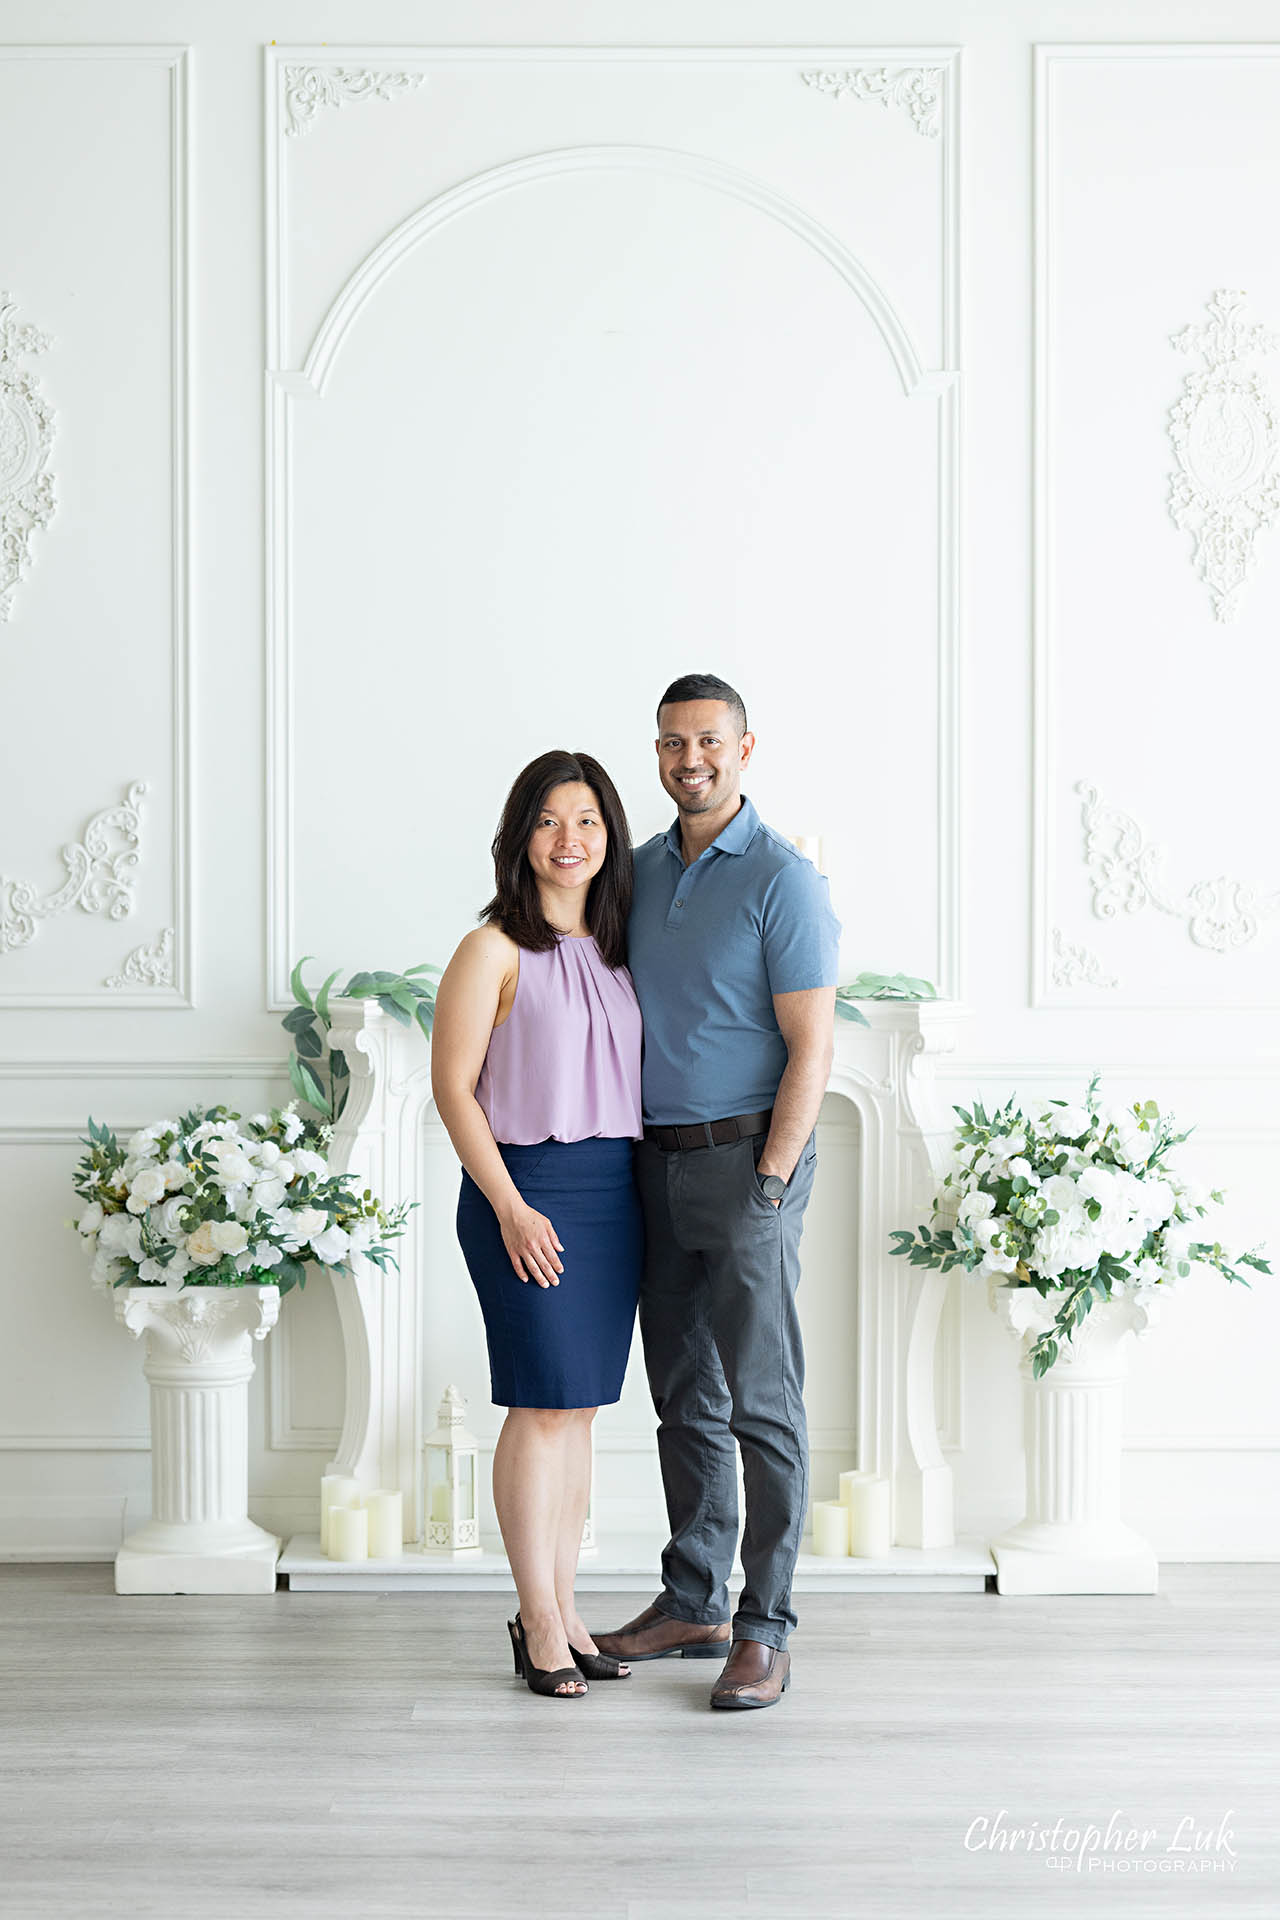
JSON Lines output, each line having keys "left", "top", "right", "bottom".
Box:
{"left": 274, "top": 1157, "right": 297, "bottom": 1184}
{"left": 249, "top": 1241, "right": 283, "bottom": 1269}
{"left": 211, "top": 1220, "right": 249, "bottom": 1255}
{"left": 127, "top": 1167, "right": 168, "bottom": 1213}
{"left": 77, "top": 1202, "right": 105, "bottom": 1236}
{"left": 1006, "top": 1158, "right": 1037, "bottom": 1185}
{"left": 249, "top": 1113, "right": 271, "bottom": 1130}
{"left": 166, "top": 1247, "right": 192, "bottom": 1280}
{"left": 210, "top": 1145, "right": 256, "bottom": 1187}
{"left": 310, "top": 1224, "right": 351, "bottom": 1266}
{"left": 290, "top": 1207, "right": 328, "bottom": 1241}
{"left": 281, "top": 1112, "right": 304, "bottom": 1145}
{"left": 291, "top": 1148, "right": 327, "bottom": 1180}
{"left": 252, "top": 1177, "right": 287, "bottom": 1214}
{"left": 186, "top": 1221, "right": 220, "bottom": 1265}
{"left": 1040, "top": 1174, "right": 1083, "bottom": 1214}
{"left": 958, "top": 1190, "right": 996, "bottom": 1227}
{"left": 154, "top": 1196, "right": 191, "bottom": 1242}
{"left": 163, "top": 1161, "right": 188, "bottom": 1191}
{"left": 256, "top": 1141, "right": 281, "bottom": 1167}
{"left": 137, "top": 1257, "right": 167, "bottom": 1284}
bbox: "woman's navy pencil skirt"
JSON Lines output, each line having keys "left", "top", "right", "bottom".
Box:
{"left": 457, "top": 1136, "right": 642, "bottom": 1409}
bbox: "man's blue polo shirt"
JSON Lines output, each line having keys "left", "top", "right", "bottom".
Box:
{"left": 627, "top": 794, "right": 842, "bottom": 1126}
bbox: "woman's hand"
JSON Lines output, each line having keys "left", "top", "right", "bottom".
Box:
{"left": 500, "top": 1201, "right": 565, "bottom": 1287}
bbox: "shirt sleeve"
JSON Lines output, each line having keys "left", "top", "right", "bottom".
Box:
{"left": 760, "top": 859, "right": 842, "bottom": 995}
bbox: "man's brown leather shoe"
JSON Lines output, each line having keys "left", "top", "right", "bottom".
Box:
{"left": 591, "top": 1602, "right": 730, "bottom": 1662}
{"left": 709, "top": 1638, "right": 791, "bottom": 1709}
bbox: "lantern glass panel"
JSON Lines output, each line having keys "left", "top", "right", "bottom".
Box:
{"left": 426, "top": 1452, "right": 450, "bottom": 1525}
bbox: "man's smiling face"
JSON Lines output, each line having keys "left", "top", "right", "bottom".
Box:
{"left": 656, "top": 699, "right": 755, "bottom": 820}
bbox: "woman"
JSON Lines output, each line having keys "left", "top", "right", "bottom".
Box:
{"left": 431, "top": 750, "right": 643, "bottom": 1699}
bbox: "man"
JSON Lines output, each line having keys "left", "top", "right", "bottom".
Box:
{"left": 594, "top": 672, "right": 840, "bottom": 1710}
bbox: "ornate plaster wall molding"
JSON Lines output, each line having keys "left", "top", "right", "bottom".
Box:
{"left": 1076, "top": 779, "right": 1280, "bottom": 953}
{"left": 1167, "top": 289, "right": 1280, "bottom": 623}
{"left": 0, "top": 292, "right": 56, "bottom": 621}
{"left": 104, "top": 926, "right": 173, "bottom": 991}
{"left": 1, "top": 780, "right": 147, "bottom": 957}
{"left": 799, "top": 66, "right": 943, "bottom": 138}
{"left": 1050, "top": 925, "right": 1117, "bottom": 990}
{"left": 283, "top": 65, "right": 424, "bottom": 137}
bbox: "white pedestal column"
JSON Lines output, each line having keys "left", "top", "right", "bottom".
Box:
{"left": 114, "top": 1285, "right": 282, "bottom": 1594}
{"left": 989, "top": 1288, "right": 1158, "bottom": 1595}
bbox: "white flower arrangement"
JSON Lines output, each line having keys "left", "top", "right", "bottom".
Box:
{"left": 890, "top": 1074, "right": 1269, "bottom": 1376}
{"left": 70, "top": 1103, "right": 412, "bottom": 1296}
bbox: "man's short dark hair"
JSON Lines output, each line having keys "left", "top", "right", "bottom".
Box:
{"left": 656, "top": 673, "right": 748, "bottom": 738}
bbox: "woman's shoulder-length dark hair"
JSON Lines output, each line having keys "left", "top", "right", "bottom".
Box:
{"left": 480, "top": 749, "right": 633, "bottom": 969}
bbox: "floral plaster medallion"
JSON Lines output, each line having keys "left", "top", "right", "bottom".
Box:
{"left": 1167, "top": 289, "right": 1280, "bottom": 623}
{"left": 0, "top": 293, "right": 56, "bottom": 621}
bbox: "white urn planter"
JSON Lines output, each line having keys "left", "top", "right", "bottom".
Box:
{"left": 114, "top": 1284, "right": 282, "bottom": 1594}
{"left": 988, "top": 1284, "right": 1159, "bottom": 1595}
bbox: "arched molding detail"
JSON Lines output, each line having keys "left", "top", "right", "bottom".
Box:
{"left": 288, "top": 145, "right": 935, "bottom": 400}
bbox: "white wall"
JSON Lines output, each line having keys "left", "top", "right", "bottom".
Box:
{"left": 2, "top": 0, "right": 1277, "bottom": 1562}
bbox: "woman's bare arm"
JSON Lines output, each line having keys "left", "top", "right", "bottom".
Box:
{"left": 430, "top": 927, "right": 564, "bottom": 1286}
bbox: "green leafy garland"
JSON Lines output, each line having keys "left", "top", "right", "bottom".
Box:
{"left": 283, "top": 956, "right": 440, "bottom": 1122}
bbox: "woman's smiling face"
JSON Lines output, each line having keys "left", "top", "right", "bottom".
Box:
{"left": 526, "top": 782, "right": 608, "bottom": 902}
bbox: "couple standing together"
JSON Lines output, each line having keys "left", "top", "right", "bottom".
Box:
{"left": 431, "top": 673, "right": 840, "bottom": 1709}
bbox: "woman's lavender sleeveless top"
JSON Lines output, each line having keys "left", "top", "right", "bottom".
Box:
{"left": 475, "top": 936, "right": 643, "bottom": 1146}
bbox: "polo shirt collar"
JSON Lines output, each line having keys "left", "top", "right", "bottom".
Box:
{"left": 663, "top": 794, "right": 760, "bottom": 860}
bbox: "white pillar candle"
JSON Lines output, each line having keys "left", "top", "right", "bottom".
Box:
{"left": 848, "top": 1476, "right": 892, "bottom": 1558}
{"left": 328, "top": 1503, "right": 368, "bottom": 1561}
{"left": 429, "top": 1482, "right": 450, "bottom": 1523}
{"left": 320, "top": 1475, "right": 362, "bottom": 1553}
{"left": 365, "top": 1489, "right": 403, "bottom": 1559}
{"left": 811, "top": 1499, "right": 850, "bottom": 1557}
{"left": 838, "top": 1469, "right": 874, "bottom": 1510}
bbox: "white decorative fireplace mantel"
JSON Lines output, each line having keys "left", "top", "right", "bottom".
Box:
{"left": 279, "top": 997, "right": 986, "bottom": 1590}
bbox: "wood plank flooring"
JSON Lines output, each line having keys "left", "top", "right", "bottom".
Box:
{"left": 0, "top": 1564, "right": 1275, "bottom": 1919}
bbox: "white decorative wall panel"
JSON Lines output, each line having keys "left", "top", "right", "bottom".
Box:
{"left": 0, "top": 47, "right": 190, "bottom": 1006}
{"left": 1034, "top": 46, "right": 1280, "bottom": 1007}
{"left": 0, "top": 11, "right": 1277, "bottom": 1565}
{"left": 266, "top": 45, "right": 961, "bottom": 1007}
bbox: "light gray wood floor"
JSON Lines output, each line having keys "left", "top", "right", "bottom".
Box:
{"left": 1, "top": 1563, "right": 1275, "bottom": 1920}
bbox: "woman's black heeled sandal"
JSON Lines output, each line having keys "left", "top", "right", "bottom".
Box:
{"left": 569, "top": 1642, "right": 632, "bottom": 1680}
{"left": 508, "top": 1615, "right": 588, "bottom": 1698}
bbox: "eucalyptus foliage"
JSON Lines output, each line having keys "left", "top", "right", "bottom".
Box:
{"left": 283, "top": 955, "right": 440, "bottom": 1122}
{"left": 835, "top": 972, "right": 937, "bottom": 1027}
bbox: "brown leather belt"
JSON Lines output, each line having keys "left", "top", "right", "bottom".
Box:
{"left": 644, "top": 1108, "right": 774, "bottom": 1152}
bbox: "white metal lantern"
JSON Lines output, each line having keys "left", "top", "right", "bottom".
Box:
{"left": 421, "top": 1384, "right": 482, "bottom": 1555}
